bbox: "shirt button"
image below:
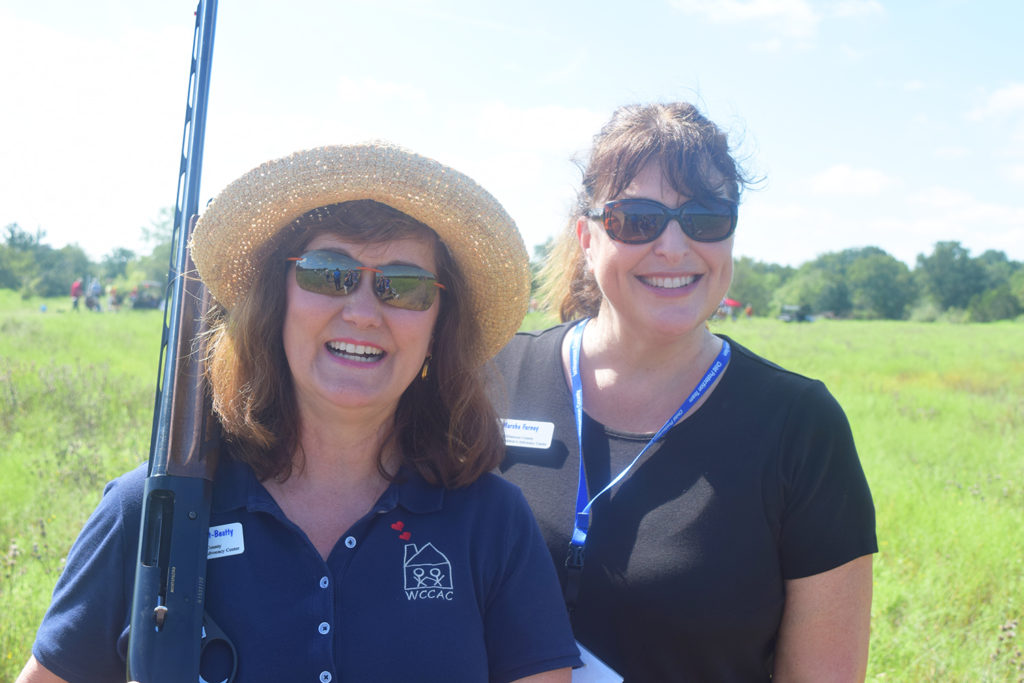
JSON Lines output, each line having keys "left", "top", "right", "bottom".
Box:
{"left": 319, "top": 576, "right": 329, "bottom": 589}
{"left": 318, "top": 621, "right": 330, "bottom": 635}
{"left": 344, "top": 536, "right": 357, "bottom": 549}
{"left": 319, "top": 672, "right": 332, "bottom": 683}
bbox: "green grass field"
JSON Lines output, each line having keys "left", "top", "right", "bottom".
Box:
{"left": 2, "top": 294, "right": 1022, "bottom": 681}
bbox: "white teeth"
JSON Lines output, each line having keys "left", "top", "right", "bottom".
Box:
{"left": 326, "top": 341, "right": 383, "bottom": 362}
{"left": 641, "top": 274, "right": 696, "bottom": 289}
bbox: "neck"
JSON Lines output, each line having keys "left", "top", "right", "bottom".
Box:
{"left": 564, "top": 313, "right": 724, "bottom": 432}
{"left": 583, "top": 311, "right": 717, "bottom": 376}
{"left": 288, "top": 400, "right": 399, "bottom": 487}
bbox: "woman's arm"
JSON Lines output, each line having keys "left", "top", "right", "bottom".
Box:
{"left": 14, "top": 656, "right": 70, "bottom": 683}
{"left": 773, "top": 554, "right": 873, "bottom": 682}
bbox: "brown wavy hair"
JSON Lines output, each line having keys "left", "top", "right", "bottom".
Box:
{"left": 539, "top": 102, "right": 754, "bottom": 321}
{"left": 203, "top": 199, "right": 503, "bottom": 488}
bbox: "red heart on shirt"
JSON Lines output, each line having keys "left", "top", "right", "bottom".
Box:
{"left": 399, "top": 531, "right": 411, "bottom": 540}
{"left": 391, "top": 521, "right": 404, "bottom": 531}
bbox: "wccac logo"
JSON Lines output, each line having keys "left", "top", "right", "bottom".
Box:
{"left": 403, "top": 542, "right": 454, "bottom": 601}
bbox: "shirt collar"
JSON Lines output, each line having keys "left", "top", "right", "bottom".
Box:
{"left": 212, "top": 455, "right": 445, "bottom": 516}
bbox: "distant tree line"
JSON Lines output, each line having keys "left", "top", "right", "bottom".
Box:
{"left": 1, "top": 210, "right": 173, "bottom": 306}
{"left": 728, "top": 242, "right": 1023, "bottom": 322}
{"left": 4, "top": 214, "right": 1023, "bottom": 323}
{"left": 531, "top": 239, "right": 1023, "bottom": 323}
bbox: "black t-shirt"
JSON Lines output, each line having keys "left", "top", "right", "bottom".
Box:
{"left": 490, "top": 322, "right": 877, "bottom": 682}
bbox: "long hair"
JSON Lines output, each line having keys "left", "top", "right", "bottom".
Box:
{"left": 204, "top": 199, "right": 503, "bottom": 487}
{"left": 539, "top": 102, "right": 753, "bottom": 321}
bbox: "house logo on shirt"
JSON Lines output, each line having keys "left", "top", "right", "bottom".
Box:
{"left": 403, "top": 543, "right": 454, "bottom": 601}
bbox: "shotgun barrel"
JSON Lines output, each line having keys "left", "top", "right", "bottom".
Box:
{"left": 127, "top": 1, "right": 220, "bottom": 680}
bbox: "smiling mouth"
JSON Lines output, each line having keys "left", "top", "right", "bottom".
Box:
{"left": 639, "top": 274, "right": 698, "bottom": 289}
{"left": 326, "top": 341, "right": 384, "bottom": 363}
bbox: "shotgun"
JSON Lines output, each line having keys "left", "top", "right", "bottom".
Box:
{"left": 127, "top": 1, "right": 228, "bottom": 680}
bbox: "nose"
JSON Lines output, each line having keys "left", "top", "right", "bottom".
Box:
{"left": 339, "top": 274, "right": 383, "bottom": 327}
{"left": 651, "top": 218, "right": 690, "bottom": 263}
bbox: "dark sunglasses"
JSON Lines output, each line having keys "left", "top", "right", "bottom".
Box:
{"left": 587, "top": 197, "right": 738, "bottom": 244}
{"left": 287, "top": 249, "right": 445, "bottom": 311}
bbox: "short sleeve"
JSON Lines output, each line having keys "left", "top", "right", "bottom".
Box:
{"left": 32, "top": 466, "right": 144, "bottom": 683}
{"left": 481, "top": 482, "right": 581, "bottom": 682}
{"left": 777, "top": 381, "right": 877, "bottom": 579}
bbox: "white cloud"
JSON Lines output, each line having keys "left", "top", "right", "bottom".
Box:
{"left": 933, "top": 146, "right": 971, "bottom": 160}
{"left": 903, "top": 186, "right": 1024, "bottom": 258}
{"left": 806, "top": 164, "right": 895, "bottom": 196}
{"left": 967, "top": 83, "right": 1024, "bottom": 121}
{"left": 832, "top": 0, "right": 885, "bottom": 18}
{"left": 903, "top": 80, "right": 926, "bottom": 92}
{"left": 670, "top": 0, "right": 822, "bottom": 38}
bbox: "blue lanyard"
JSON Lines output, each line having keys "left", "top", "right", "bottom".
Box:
{"left": 567, "top": 318, "right": 731, "bottom": 549}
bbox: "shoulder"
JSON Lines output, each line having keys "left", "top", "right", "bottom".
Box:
{"left": 721, "top": 335, "right": 837, "bottom": 403}
{"left": 450, "top": 472, "right": 530, "bottom": 509}
{"left": 490, "top": 321, "right": 574, "bottom": 405}
{"left": 441, "top": 474, "right": 537, "bottom": 531}
{"left": 88, "top": 462, "right": 148, "bottom": 527}
{"left": 496, "top": 321, "right": 574, "bottom": 360}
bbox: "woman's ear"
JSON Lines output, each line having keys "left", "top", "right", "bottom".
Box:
{"left": 577, "top": 216, "right": 595, "bottom": 271}
{"left": 576, "top": 215, "right": 592, "bottom": 250}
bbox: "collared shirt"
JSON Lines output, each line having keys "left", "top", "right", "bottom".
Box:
{"left": 34, "top": 455, "right": 580, "bottom": 683}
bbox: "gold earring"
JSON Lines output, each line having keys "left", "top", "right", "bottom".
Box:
{"left": 420, "top": 355, "right": 431, "bottom": 380}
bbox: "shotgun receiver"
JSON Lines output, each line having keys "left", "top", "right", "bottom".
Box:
{"left": 127, "top": 1, "right": 226, "bottom": 680}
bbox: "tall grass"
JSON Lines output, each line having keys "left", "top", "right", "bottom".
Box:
{"left": 2, "top": 297, "right": 1022, "bottom": 681}
{"left": 1, "top": 291, "right": 161, "bottom": 677}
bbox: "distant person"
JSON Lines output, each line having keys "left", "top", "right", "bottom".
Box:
{"left": 745, "top": 303, "right": 753, "bottom": 318}
{"left": 107, "top": 285, "right": 122, "bottom": 313}
{"left": 490, "top": 102, "right": 876, "bottom": 681}
{"left": 86, "top": 278, "right": 102, "bottom": 312}
{"left": 18, "top": 143, "right": 579, "bottom": 683}
{"left": 69, "top": 278, "right": 83, "bottom": 311}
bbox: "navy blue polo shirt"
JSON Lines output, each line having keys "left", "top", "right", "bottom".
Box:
{"left": 33, "top": 456, "right": 580, "bottom": 683}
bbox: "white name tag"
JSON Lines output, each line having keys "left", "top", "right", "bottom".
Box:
{"left": 501, "top": 419, "right": 554, "bottom": 449}
{"left": 207, "top": 522, "right": 244, "bottom": 559}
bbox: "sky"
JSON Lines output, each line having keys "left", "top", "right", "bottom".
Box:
{"left": 2, "top": 0, "right": 1022, "bottom": 270}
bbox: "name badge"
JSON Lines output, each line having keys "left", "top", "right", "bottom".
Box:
{"left": 207, "top": 522, "right": 245, "bottom": 559}
{"left": 501, "top": 419, "right": 554, "bottom": 449}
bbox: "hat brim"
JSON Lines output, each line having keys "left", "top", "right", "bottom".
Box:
{"left": 191, "top": 143, "right": 530, "bottom": 365}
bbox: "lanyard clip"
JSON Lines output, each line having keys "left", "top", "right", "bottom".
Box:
{"left": 565, "top": 542, "right": 585, "bottom": 570}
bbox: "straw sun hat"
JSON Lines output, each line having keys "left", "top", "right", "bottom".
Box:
{"left": 190, "top": 142, "right": 531, "bottom": 366}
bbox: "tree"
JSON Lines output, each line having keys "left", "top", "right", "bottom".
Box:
{"left": 101, "top": 247, "right": 136, "bottom": 281}
{"left": 729, "top": 257, "right": 793, "bottom": 317}
{"left": 974, "top": 249, "right": 1020, "bottom": 291}
{"left": 969, "top": 285, "right": 1021, "bottom": 322}
{"left": 776, "top": 260, "right": 851, "bottom": 317}
{"left": 916, "top": 241, "right": 986, "bottom": 310}
{"left": 135, "top": 208, "right": 175, "bottom": 285}
{"left": 847, "top": 252, "right": 916, "bottom": 319}
{"left": 530, "top": 237, "right": 554, "bottom": 297}
{"left": 26, "top": 244, "right": 92, "bottom": 297}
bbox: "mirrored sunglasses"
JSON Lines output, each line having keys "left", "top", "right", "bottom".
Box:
{"left": 587, "top": 197, "right": 738, "bottom": 244}
{"left": 287, "top": 249, "right": 445, "bottom": 311}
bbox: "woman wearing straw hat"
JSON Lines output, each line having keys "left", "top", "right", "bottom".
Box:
{"left": 19, "top": 144, "right": 579, "bottom": 683}
{"left": 492, "top": 103, "right": 876, "bottom": 681}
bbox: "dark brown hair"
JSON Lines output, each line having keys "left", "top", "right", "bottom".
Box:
{"left": 540, "top": 102, "right": 753, "bottom": 321}
{"left": 204, "top": 199, "right": 503, "bottom": 487}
